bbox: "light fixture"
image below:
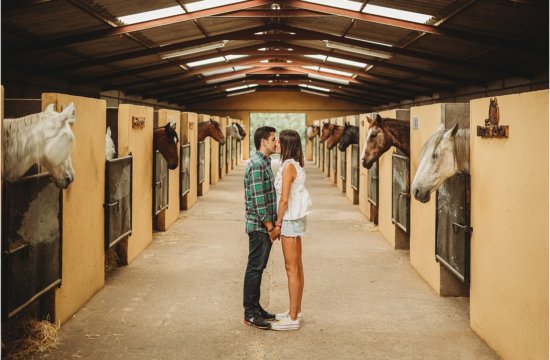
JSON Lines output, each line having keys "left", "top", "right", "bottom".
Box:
{"left": 227, "top": 89, "right": 256, "bottom": 97}
{"left": 362, "top": 4, "right": 433, "bottom": 24}
{"left": 161, "top": 41, "right": 229, "bottom": 59}
{"left": 206, "top": 73, "right": 246, "bottom": 84}
{"left": 308, "top": 73, "right": 349, "bottom": 85}
{"left": 186, "top": 0, "right": 245, "bottom": 13}
{"left": 118, "top": 6, "right": 185, "bottom": 25}
{"left": 324, "top": 41, "right": 393, "bottom": 59}
{"left": 300, "top": 89, "right": 330, "bottom": 97}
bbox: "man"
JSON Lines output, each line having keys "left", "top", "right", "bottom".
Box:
{"left": 243, "top": 126, "right": 280, "bottom": 329}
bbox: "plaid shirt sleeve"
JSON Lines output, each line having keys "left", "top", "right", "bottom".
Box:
{"left": 248, "top": 161, "right": 271, "bottom": 222}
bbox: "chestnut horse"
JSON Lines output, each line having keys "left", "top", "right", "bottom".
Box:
{"left": 337, "top": 124, "right": 359, "bottom": 152}
{"left": 361, "top": 114, "right": 410, "bottom": 169}
{"left": 319, "top": 122, "right": 333, "bottom": 143}
{"left": 198, "top": 120, "right": 226, "bottom": 144}
{"left": 154, "top": 122, "right": 179, "bottom": 170}
{"left": 325, "top": 125, "right": 345, "bottom": 150}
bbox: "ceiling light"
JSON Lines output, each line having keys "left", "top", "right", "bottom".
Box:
{"left": 226, "top": 84, "right": 249, "bottom": 92}
{"left": 206, "top": 73, "right": 246, "bottom": 84}
{"left": 118, "top": 6, "right": 185, "bottom": 25}
{"left": 307, "top": 84, "right": 331, "bottom": 92}
{"left": 187, "top": 56, "right": 226, "bottom": 67}
{"left": 304, "top": 54, "right": 327, "bottom": 61}
{"left": 325, "top": 41, "right": 392, "bottom": 59}
{"left": 302, "top": 0, "right": 362, "bottom": 11}
{"left": 201, "top": 67, "right": 234, "bottom": 76}
{"left": 326, "top": 56, "right": 368, "bottom": 68}
{"left": 161, "top": 40, "right": 229, "bottom": 59}
{"left": 300, "top": 89, "right": 330, "bottom": 97}
{"left": 186, "top": 0, "right": 245, "bottom": 13}
{"left": 319, "top": 67, "right": 353, "bottom": 77}
{"left": 362, "top": 4, "right": 433, "bottom": 24}
{"left": 308, "top": 73, "right": 349, "bottom": 85}
{"left": 227, "top": 89, "right": 256, "bottom": 97}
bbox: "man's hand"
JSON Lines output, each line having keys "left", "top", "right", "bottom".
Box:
{"left": 269, "top": 227, "right": 280, "bottom": 242}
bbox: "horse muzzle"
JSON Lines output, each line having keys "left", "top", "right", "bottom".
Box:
{"left": 362, "top": 159, "right": 374, "bottom": 169}
{"left": 413, "top": 188, "right": 431, "bottom": 203}
{"left": 53, "top": 175, "right": 74, "bottom": 189}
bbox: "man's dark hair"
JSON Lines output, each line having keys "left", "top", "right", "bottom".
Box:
{"left": 254, "top": 126, "right": 276, "bottom": 150}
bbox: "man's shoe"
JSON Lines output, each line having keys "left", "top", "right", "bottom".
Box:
{"left": 243, "top": 314, "right": 271, "bottom": 330}
{"left": 275, "top": 310, "right": 303, "bottom": 322}
{"left": 271, "top": 316, "right": 300, "bottom": 331}
{"left": 259, "top": 308, "right": 276, "bottom": 321}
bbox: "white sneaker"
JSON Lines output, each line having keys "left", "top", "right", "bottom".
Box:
{"left": 271, "top": 316, "right": 300, "bottom": 331}
{"left": 275, "top": 310, "right": 303, "bottom": 322}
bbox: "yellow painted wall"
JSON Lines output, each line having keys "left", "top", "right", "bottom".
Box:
{"left": 469, "top": 90, "right": 548, "bottom": 360}
{"left": 409, "top": 104, "right": 445, "bottom": 293}
{"left": 345, "top": 115, "right": 359, "bottom": 204}
{"left": 329, "top": 118, "right": 337, "bottom": 183}
{"left": 210, "top": 116, "right": 221, "bottom": 185}
{"left": 117, "top": 104, "right": 154, "bottom": 263}
{"left": 358, "top": 113, "right": 370, "bottom": 219}
{"left": 336, "top": 117, "right": 346, "bottom": 192}
{"left": 186, "top": 91, "right": 370, "bottom": 160}
{"left": 42, "top": 93, "right": 106, "bottom": 324}
{"left": 156, "top": 109, "right": 180, "bottom": 231}
{"left": 181, "top": 112, "right": 198, "bottom": 209}
{"left": 219, "top": 117, "right": 227, "bottom": 178}
{"left": 197, "top": 114, "right": 211, "bottom": 195}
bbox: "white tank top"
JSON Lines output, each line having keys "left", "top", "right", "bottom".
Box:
{"left": 275, "top": 159, "right": 312, "bottom": 220}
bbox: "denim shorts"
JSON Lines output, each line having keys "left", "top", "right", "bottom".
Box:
{"left": 280, "top": 217, "right": 307, "bottom": 237}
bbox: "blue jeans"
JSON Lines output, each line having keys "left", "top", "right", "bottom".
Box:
{"left": 243, "top": 231, "right": 272, "bottom": 317}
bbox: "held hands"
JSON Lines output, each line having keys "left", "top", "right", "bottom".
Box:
{"left": 269, "top": 227, "right": 281, "bottom": 242}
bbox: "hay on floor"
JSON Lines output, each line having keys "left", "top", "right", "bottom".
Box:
{"left": 4, "top": 319, "right": 60, "bottom": 360}
{"left": 104, "top": 247, "right": 119, "bottom": 272}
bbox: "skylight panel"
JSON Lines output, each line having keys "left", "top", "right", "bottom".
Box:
{"left": 299, "top": 84, "right": 331, "bottom": 92}
{"left": 118, "top": 6, "right": 185, "bottom": 25}
{"left": 227, "top": 89, "right": 256, "bottom": 97}
{"left": 308, "top": 73, "right": 349, "bottom": 85}
{"left": 227, "top": 84, "right": 258, "bottom": 92}
{"left": 302, "top": 65, "right": 320, "bottom": 71}
{"left": 326, "top": 56, "right": 367, "bottom": 68}
{"left": 304, "top": 54, "right": 328, "bottom": 61}
{"left": 319, "top": 67, "right": 353, "bottom": 77}
{"left": 303, "top": 0, "right": 362, "bottom": 12}
{"left": 234, "top": 66, "right": 253, "bottom": 71}
{"left": 225, "top": 54, "right": 248, "bottom": 61}
{"left": 301, "top": 89, "right": 329, "bottom": 97}
{"left": 205, "top": 73, "right": 246, "bottom": 84}
{"left": 362, "top": 4, "right": 432, "bottom": 24}
{"left": 186, "top": 0, "right": 245, "bottom": 13}
{"left": 201, "top": 67, "right": 234, "bottom": 77}
{"left": 187, "top": 56, "right": 225, "bottom": 67}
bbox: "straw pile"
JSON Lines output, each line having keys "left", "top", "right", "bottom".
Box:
{"left": 104, "top": 247, "right": 119, "bottom": 272}
{"left": 4, "top": 320, "right": 60, "bottom": 359}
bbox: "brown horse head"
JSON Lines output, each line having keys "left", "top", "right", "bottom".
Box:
{"left": 338, "top": 123, "right": 359, "bottom": 152}
{"left": 361, "top": 114, "right": 410, "bottom": 169}
{"left": 154, "top": 122, "right": 179, "bottom": 170}
{"left": 198, "top": 120, "right": 226, "bottom": 145}
{"left": 319, "top": 123, "right": 333, "bottom": 143}
{"left": 325, "top": 125, "right": 345, "bottom": 150}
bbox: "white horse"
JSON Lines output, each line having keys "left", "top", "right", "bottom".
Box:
{"left": 227, "top": 123, "right": 243, "bottom": 141}
{"left": 106, "top": 126, "right": 116, "bottom": 161}
{"left": 2, "top": 102, "right": 76, "bottom": 188}
{"left": 411, "top": 123, "right": 470, "bottom": 203}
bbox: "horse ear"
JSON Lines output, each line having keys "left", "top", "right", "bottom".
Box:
{"left": 62, "top": 102, "right": 76, "bottom": 124}
{"left": 107, "top": 126, "right": 111, "bottom": 136}
{"left": 375, "top": 114, "right": 383, "bottom": 125}
{"left": 44, "top": 103, "right": 56, "bottom": 113}
{"left": 171, "top": 122, "right": 177, "bottom": 131}
{"left": 444, "top": 123, "right": 459, "bottom": 138}
{"left": 367, "top": 115, "right": 375, "bottom": 125}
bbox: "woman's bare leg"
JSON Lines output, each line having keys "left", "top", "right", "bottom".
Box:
{"left": 281, "top": 235, "right": 302, "bottom": 320}
{"left": 296, "top": 237, "right": 304, "bottom": 314}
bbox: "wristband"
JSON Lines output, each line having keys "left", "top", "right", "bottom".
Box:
{"left": 274, "top": 221, "right": 282, "bottom": 228}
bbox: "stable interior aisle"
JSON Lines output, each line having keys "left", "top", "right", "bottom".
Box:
{"left": 47, "top": 161, "right": 497, "bottom": 360}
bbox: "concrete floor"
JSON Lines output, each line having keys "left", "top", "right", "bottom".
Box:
{"left": 44, "top": 161, "right": 498, "bottom": 360}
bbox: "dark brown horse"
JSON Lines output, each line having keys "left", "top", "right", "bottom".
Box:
{"left": 198, "top": 120, "right": 226, "bottom": 144}
{"left": 337, "top": 123, "right": 359, "bottom": 152}
{"left": 361, "top": 114, "right": 410, "bottom": 169}
{"left": 154, "top": 122, "right": 179, "bottom": 170}
{"left": 319, "top": 122, "right": 333, "bottom": 143}
{"left": 325, "top": 125, "right": 345, "bottom": 150}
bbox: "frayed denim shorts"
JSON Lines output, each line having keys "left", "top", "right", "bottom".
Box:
{"left": 280, "top": 217, "right": 307, "bottom": 237}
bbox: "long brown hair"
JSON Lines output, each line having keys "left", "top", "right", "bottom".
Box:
{"left": 279, "top": 129, "right": 304, "bottom": 167}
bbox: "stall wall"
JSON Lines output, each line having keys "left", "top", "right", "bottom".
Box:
{"left": 336, "top": 117, "right": 346, "bottom": 193}
{"left": 220, "top": 117, "right": 227, "bottom": 178}
{"left": 181, "top": 112, "right": 198, "bottom": 209}
{"left": 157, "top": 109, "right": 180, "bottom": 231}
{"left": 345, "top": 115, "right": 359, "bottom": 204}
{"left": 197, "top": 114, "right": 211, "bottom": 195}
{"left": 117, "top": 104, "right": 154, "bottom": 263}
{"left": 358, "top": 114, "right": 371, "bottom": 219}
{"left": 470, "top": 90, "right": 548, "bottom": 360}
{"left": 210, "top": 116, "right": 221, "bottom": 185}
{"left": 42, "top": 93, "right": 106, "bottom": 324}
{"left": 186, "top": 91, "right": 370, "bottom": 159}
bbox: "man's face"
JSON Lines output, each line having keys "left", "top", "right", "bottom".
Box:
{"left": 262, "top": 132, "right": 278, "bottom": 155}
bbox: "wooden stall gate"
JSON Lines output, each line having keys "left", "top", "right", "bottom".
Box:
{"left": 346, "top": 115, "right": 359, "bottom": 204}
{"left": 180, "top": 112, "right": 198, "bottom": 210}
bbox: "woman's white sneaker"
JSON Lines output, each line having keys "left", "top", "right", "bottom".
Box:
{"left": 271, "top": 316, "right": 300, "bottom": 331}
{"left": 275, "top": 311, "right": 303, "bottom": 322}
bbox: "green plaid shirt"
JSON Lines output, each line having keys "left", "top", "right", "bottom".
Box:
{"left": 244, "top": 151, "right": 277, "bottom": 233}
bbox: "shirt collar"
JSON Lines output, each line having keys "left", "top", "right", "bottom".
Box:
{"left": 255, "top": 150, "right": 271, "bottom": 166}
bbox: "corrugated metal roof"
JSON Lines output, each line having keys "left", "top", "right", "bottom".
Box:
{"left": 2, "top": 0, "right": 547, "bottom": 106}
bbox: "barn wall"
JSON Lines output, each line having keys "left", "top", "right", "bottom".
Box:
{"left": 469, "top": 90, "right": 549, "bottom": 360}
{"left": 197, "top": 114, "right": 211, "bottom": 195}
{"left": 156, "top": 109, "right": 181, "bottom": 231}
{"left": 187, "top": 91, "right": 370, "bottom": 160}
{"left": 345, "top": 115, "right": 359, "bottom": 204}
{"left": 219, "top": 117, "right": 228, "bottom": 178}
{"left": 181, "top": 112, "right": 198, "bottom": 209}
{"left": 210, "top": 115, "right": 221, "bottom": 185}
{"left": 42, "top": 93, "right": 106, "bottom": 324}
{"left": 358, "top": 113, "right": 371, "bottom": 220}
{"left": 336, "top": 117, "right": 346, "bottom": 193}
{"left": 117, "top": 104, "right": 154, "bottom": 263}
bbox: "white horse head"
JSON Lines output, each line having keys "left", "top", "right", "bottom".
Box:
{"left": 105, "top": 126, "right": 116, "bottom": 161}
{"left": 227, "top": 123, "right": 242, "bottom": 140}
{"left": 411, "top": 123, "right": 470, "bottom": 203}
{"left": 2, "top": 102, "right": 76, "bottom": 189}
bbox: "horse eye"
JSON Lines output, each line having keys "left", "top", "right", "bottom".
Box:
{"left": 432, "top": 152, "right": 438, "bottom": 160}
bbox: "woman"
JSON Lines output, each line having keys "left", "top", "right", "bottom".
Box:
{"left": 271, "top": 130, "right": 312, "bottom": 331}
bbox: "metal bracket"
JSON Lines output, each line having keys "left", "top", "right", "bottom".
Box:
{"left": 132, "top": 116, "right": 145, "bottom": 129}
{"left": 452, "top": 222, "right": 473, "bottom": 234}
{"left": 477, "top": 97, "right": 509, "bottom": 138}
